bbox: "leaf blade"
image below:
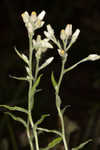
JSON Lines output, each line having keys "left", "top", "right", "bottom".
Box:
{"left": 0, "top": 105, "right": 28, "bottom": 114}
{"left": 51, "top": 72, "right": 57, "bottom": 90}
{"left": 5, "top": 112, "right": 27, "bottom": 128}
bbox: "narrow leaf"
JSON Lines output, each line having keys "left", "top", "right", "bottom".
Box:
{"left": 72, "top": 139, "right": 92, "bottom": 150}
{"left": 64, "top": 57, "right": 91, "bottom": 74}
{"left": 15, "top": 47, "right": 29, "bottom": 65}
{"left": 48, "top": 136, "right": 62, "bottom": 148}
{"left": 5, "top": 112, "right": 27, "bottom": 128}
{"left": 35, "top": 114, "right": 50, "bottom": 126}
{"left": 0, "top": 105, "right": 28, "bottom": 114}
{"left": 41, "top": 137, "right": 62, "bottom": 150}
{"left": 9, "top": 75, "right": 28, "bottom": 81}
{"left": 37, "top": 127, "right": 61, "bottom": 136}
{"left": 39, "top": 57, "right": 54, "bottom": 71}
{"left": 51, "top": 72, "right": 57, "bottom": 90}
{"left": 30, "top": 74, "right": 42, "bottom": 97}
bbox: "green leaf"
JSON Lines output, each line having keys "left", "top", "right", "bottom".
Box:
{"left": 72, "top": 139, "right": 92, "bottom": 150}
{"left": 37, "top": 127, "right": 61, "bottom": 136}
{"left": 41, "top": 136, "right": 62, "bottom": 150}
{"left": 35, "top": 114, "right": 50, "bottom": 126}
{"left": 64, "top": 57, "right": 90, "bottom": 74}
{"left": 9, "top": 75, "right": 28, "bottom": 81}
{"left": 30, "top": 74, "right": 42, "bottom": 98}
{"left": 51, "top": 72, "right": 57, "bottom": 90}
{"left": 48, "top": 136, "right": 62, "bottom": 148}
{"left": 5, "top": 112, "right": 27, "bottom": 128}
{"left": 15, "top": 47, "right": 29, "bottom": 65}
{"left": 0, "top": 105, "right": 28, "bottom": 114}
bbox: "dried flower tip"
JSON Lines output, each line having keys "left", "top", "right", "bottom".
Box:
{"left": 71, "top": 29, "right": 80, "bottom": 44}
{"left": 87, "top": 54, "right": 100, "bottom": 61}
{"left": 58, "top": 49, "right": 65, "bottom": 57}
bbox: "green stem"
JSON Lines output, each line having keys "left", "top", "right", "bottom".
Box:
{"left": 27, "top": 120, "right": 34, "bottom": 150}
{"left": 55, "top": 57, "right": 69, "bottom": 150}
{"left": 57, "top": 58, "right": 65, "bottom": 93}
{"left": 34, "top": 128, "right": 40, "bottom": 150}
{"left": 56, "top": 99, "right": 68, "bottom": 150}
{"left": 27, "top": 34, "right": 34, "bottom": 150}
{"left": 27, "top": 34, "right": 40, "bottom": 150}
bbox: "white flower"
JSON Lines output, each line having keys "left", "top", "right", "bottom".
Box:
{"left": 44, "top": 24, "right": 54, "bottom": 39}
{"left": 33, "top": 35, "right": 53, "bottom": 49}
{"left": 65, "top": 24, "right": 72, "bottom": 36}
{"left": 21, "top": 11, "right": 30, "bottom": 24}
{"left": 60, "top": 24, "right": 80, "bottom": 52}
{"left": 33, "top": 35, "right": 53, "bottom": 59}
{"left": 39, "top": 57, "right": 54, "bottom": 70}
{"left": 38, "top": 10, "right": 46, "bottom": 20}
{"left": 60, "top": 24, "right": 72, "bottom": 41}
{"left": 21, "top": 10, "right": 46, "bottom": 34}
{"left": 87, "top": 54, "right": 100, "bottom": 61}
{"left": 71, "top": 29, "right": 80, "bottom": 44}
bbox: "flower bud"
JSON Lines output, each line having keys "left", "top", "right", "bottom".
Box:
{"left": 65, "top": 24, "right": 72, "bottom": 37}
{"left": 71, "top": 29, "right": 80, "bottom": 44}
{"left": 60, "top": 29, "right": 66, "bottom": 40}
{"left": 87, "top": 54, "right": 100, "bottom": 61}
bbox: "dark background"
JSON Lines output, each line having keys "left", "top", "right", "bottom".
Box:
{"left": 1, "top": 0, "right": 100, "bottom": 149}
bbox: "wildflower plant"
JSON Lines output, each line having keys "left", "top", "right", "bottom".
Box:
{"left": 1, "top": 10, "right": 100, "bottom": 150}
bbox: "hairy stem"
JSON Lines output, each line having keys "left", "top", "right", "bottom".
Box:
{"left": 55, "top": 57, "right": 69, "bottom": 150}
{"left": 27, "top": 34, "right": 34, "bottom": 150}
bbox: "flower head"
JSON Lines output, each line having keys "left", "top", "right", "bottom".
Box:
{"left": 21, "top": 10, "right": 46, "bottom": 35}
{"left": 60, "top": 24, "right": 80, "bottom": 52}
{"left": 44, "top": 24, "right": 54, "bottom": 39}
{"left": 60, "top": 24, "right": 72, "bottom": 41}
{"left": 33, "top": 35, "right": 53, "bottom": 59}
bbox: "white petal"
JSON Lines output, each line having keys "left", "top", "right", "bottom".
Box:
{"left": 60, "top": 29, "right": 66, "bottom": 40}
{"left": 38, "top": 10, "right": 46, "bottom": 20}
{"left": 65, "top": 24, "right": 72, "bottom": 37}
{"left": 71, "top": 29, "right": 80, "bottom": 43}
{"left": 44, "top": 31, "right": 51, "bottom": 39}
{"left": 21, "top": 11, "right": 30, "bottom": 23}
{"left": 39, "top": 57, "right": 54, "bottom": 70}
{"left": 47, "top": 24, "right": 54, "bottom": 35}
{"left": 41, "top": 41, "right": 53, "bottom": 48}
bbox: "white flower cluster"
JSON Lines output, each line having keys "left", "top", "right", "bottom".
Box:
{"left": 44, "top": 24, "right": 80, "bottom": 58}
{"left": 33, "top": 35, "right": 53, "bottom": 59}
{"left": 21, "top": 10, "right": 46, "bottom": 34}
{"left": 60, "top": 24, "right": 80, "bottom": 46}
